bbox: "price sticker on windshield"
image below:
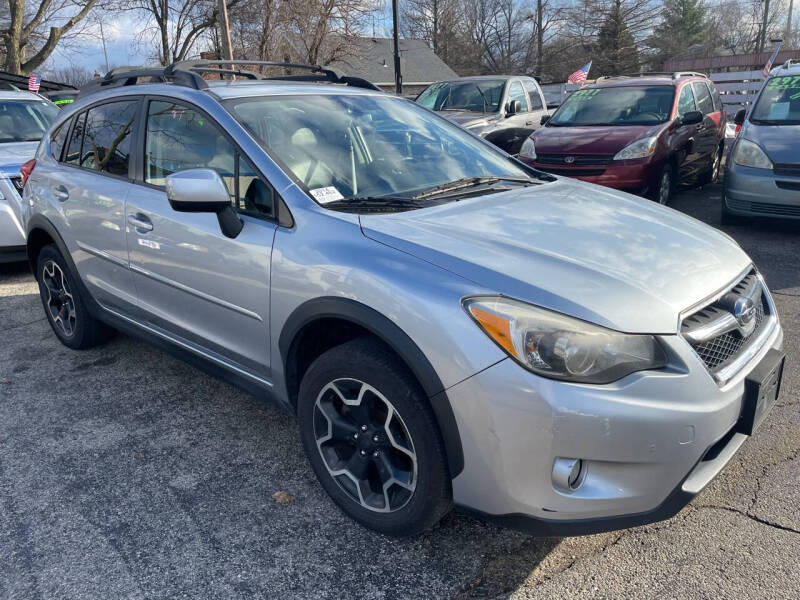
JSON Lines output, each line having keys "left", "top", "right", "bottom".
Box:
{"left": 571, "top": 89, "right": 600, "bottom": 101}
{"left": 309, "top": 186, "right": 344, "bottom": 204}
{"left": 767, "top": 76, "right": 800, "bottom": 90}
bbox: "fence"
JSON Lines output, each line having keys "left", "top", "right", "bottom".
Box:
{"left": 540, "top": 70, "right": 767, "bottom": 111}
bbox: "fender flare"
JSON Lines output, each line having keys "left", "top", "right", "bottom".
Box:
{"left": 279, "top": 296, "right": 465, "bottom": 477}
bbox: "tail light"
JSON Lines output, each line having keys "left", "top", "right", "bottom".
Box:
{"left": 20, "top": 159, "right": 36, "bottom": 187}
{"left": 735, "top": 124, "right": 741, "bottom": 135}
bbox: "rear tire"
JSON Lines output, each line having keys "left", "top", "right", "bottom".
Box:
{"left": 36, "top": 244, "right": 113, "bottom": 349}
{"left": 297, "top": 337, "right": 452, "bottom": 537}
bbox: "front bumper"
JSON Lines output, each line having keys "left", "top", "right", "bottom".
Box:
{"left": 724, "top": 162, "right": 800, "bottom": 218}
{"left": 448, "top": 320, "right": 783, "bottom": 535}
{"left": 520, "top": 157, "right": 660, "bottom": 193}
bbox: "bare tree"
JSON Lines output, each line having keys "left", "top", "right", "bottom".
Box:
{"left": 2, "top": 0, "right": 102, "bottom": 74}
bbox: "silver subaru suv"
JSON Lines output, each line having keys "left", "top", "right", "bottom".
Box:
{"left": 21, "top": 61, "right": 784, "bottom": 537}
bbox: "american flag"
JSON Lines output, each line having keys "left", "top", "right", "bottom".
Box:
{"left": 762, "top": 43, "right": 782, "bottom": 78}
{"left": 567, "top": 61, "right": 592, "bottom": 85}
{"left": 27, "top": 73, "right": 41, "bottom": 92}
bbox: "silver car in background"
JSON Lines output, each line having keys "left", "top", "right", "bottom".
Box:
{"left": 0, "top": 90, "right": 59, "bottom": 262}
{"left": 724, "top": 59, "right": 800, "bottom": 223}
{"left": 22, "top": 61, "right": 784, "bottom": 537}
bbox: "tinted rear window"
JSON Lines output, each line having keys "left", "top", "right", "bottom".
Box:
{"left": 82, "top": 100, "right": 137, "bottom": 176}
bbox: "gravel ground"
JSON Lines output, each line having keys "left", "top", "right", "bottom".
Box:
{"left": 0, "top": 182, "right": 798, "bottom": 600}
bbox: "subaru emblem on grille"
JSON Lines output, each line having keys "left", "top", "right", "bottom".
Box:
{"left": 733, "top": 296, "right": 757, "bottom": 334}
{"left": 564, "top": 156, "right": 575, "bottom": 164}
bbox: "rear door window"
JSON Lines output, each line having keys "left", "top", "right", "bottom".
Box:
{"left": 707, "top": 82, "right": 723, "bottom": 111}
{"left": 507, "top": 81, "right": 529, "bottom": 112}
{"left": 64, "top": 111, "right": 87, "bottom": 165}
{"left": 81, "top": 100, "right": 138, "bottom": 176}
{"left": 50, "top": 119, "right": 70, "bottom": 161}
{"left": 692, "top": 82, "right": 714, "bottom": 114}
{"left": 677, "top": 85, "right": 696, "bottom": 116}
{"left": 522, "top": 79, "right": 543, "bottom": 110}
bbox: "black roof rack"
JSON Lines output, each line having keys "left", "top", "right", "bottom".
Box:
{"left": 77, "top": 60, "right": 381, "bottom": 98}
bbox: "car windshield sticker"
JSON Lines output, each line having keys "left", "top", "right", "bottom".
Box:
{"left": 767, "top": 76, "right": 800, "bottom": 90}
{"left": 309, "top": 186, "right": 344, "bottom": 204}
{"left": 570, "top": 89, "right": 600, "bottom": 101}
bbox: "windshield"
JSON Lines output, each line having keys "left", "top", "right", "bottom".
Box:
{"left": 0, "top": 99, "right": 59, "bottom": 143}
{"left": 416, "top": 80, "right": 505, "bottom": 113}
{"left": 226, "top": 94, "right": 533, "bottom": 207}
{"left": 549, "top": 86, "right": 675, "bottom": 126}
{"left": 750, "top": 76, "right": 800, "bottom": 125}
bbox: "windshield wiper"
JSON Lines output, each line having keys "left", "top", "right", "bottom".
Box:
{"left": 412, "top": 176, "right": 536, "bottom": 200}
{"left": 321, "top": 196, "right": 427, "bottom": 212}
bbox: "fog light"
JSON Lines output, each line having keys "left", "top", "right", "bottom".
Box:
{"left": 552, "top": 457, "right": 584, "bottom": 492}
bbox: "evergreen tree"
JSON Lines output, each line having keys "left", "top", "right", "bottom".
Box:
{"left": 649, "top": 0, "right": 708, "bottom": 67}
{"left": 594, "top": 0, "right": 640, "bottom": 76}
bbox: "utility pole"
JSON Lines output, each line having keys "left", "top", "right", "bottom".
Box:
{"left": 787, "top": 0, "right": 795, "bottom": 47}
{"left": 98, "top": 18, "right": 110, "bottom": 73}
{"left": 759, "top": 0, "right": 771, "bottom": 53}
{"left": 218, "top": 0, "right": 234, "bottom": 72}
{"left": 392, "top": 0, "right": 402, "bottom": 95}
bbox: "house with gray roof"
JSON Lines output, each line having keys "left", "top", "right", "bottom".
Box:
{"left": 327, "top": 38, "right": 458, "bottom": 96}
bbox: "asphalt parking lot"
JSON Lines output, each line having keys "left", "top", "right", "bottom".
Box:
{"left": 1, "top": 182, "right": 798, "bottom": 600}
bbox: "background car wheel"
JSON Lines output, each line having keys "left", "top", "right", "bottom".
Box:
{"left": 700, "top": 146, "right": 723, "bottom": 186}
{"left": 651, "top": 164, "right": 674, "bottom": 205}
{"left": 36, "top": 244, "right": 113, "bottom": 349}
{"left": 297, "top": 337, "right": 452, "bottom": 537}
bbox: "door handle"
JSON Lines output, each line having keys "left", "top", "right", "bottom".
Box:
{"left": 53, "top": 185, "right": 69, "bottom": 202}
{"left": 128, "top": 213, "right": 153, "bottom": 233}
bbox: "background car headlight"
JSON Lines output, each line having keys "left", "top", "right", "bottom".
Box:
{"left": 733, "top": 139, "right": 773, "bottom": 169}
{"left": 519, "top": 137, "right": 536, "bottom": 159}
{"left": 464, "top": 296, "right": 667, "bottom": 384}
{"left": 613, "top": 136, "right": 658, "bottom": 160}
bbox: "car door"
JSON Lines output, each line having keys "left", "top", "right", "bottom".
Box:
{"left": 522, "top": 78, "right": 548, "bottom": 133}
{"left": 500, "top": 80, "right": 532, "bottom": 154}
{"left": 691, "top": 81, "right": 720, "bottom": 165}
{"left": 125, "top": 98, "right": 277, "bottom": 380}
{"left": 673, "top": 83, "right": 704, "bottom": 182}
{"left": 53, "top": 99, "right": 140, "bottom": 315}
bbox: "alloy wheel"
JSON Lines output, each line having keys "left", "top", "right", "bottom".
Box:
{"left": 42, "top": 260, "right": 77, "bottom": 337}
{"left": 711, "top": 151, "right": 721, "bottom": 182}
{"left": 658, "top": 170, "right": 671, "bottom": 205}
{"left": 313, "top": 378, "right": 417, "bottom": 513}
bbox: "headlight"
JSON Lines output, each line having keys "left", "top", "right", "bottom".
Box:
{"left": 733, "top": 139, "right": 773, "bottom": 169}
{"left": 613, "top": 136, "right": 658, "bottom": 160}
{"left": 519, "top": 137, "right": 536, "bottom": 159}
{"left": 464, "top": 296, "right": 667, "bottom": 384}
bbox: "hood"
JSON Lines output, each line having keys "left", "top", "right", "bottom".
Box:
{"left": 0, "top": 141, "right": 38, "bottom": 176}
{"left": 742, "top": 123, "right": 800, "bottom": 164}
{"left": 440, "top": 110, "right": 501, "bottom": 130}
{"left": 532, "top": 124, "right": 664, "bottom": 155}
{"left": 360, "top": 178, "right": 751, "bottom": 334}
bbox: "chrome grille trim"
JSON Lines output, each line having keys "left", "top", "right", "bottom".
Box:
{"left": 679, "top": 269, "right": 777, "bottom": 384}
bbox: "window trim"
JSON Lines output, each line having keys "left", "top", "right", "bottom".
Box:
{"left": 58, "top": 96, "right": 143, "bottom": 184}
{"left": 135, "top": 95, "right": 282, "bottom": 224}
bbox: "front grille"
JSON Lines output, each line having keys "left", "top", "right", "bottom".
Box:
{"left": 726, "top": 198, "right": 800, "bottom": 217}
{"left": 773, "top": 163, "right": 800, "bottom": 177}
{"left": 776, "top": 181, "right": 800, "bottom": 191}
{"left": 681, "top": 270, "right": 771, "bottom": 378}
{"left": 536, "top": 154, "right": 613, "bottom": 166}
{"left": 538, "top": 167, "right": 606, "bottom": 177}
{"left": 10, "top": 177, "right": 22, "bottom": 195}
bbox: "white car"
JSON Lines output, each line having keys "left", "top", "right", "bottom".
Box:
{"left": 0, "top": 90, "right": 59, "bottom": 262}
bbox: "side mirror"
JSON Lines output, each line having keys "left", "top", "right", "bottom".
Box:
{"left": 540, "top": 114, "right": 551, "bottom": 125}
{"left": 678, "top": 110, "right": 703, "bottom": 127}
{"left": 166, "top": 168, "right": 243, "bottom": 238}
{"left": 506, "top": 99, "right": 521, "bottom": 116}
{"left": 734, "top": 108, "right": 746, "bottom": 126}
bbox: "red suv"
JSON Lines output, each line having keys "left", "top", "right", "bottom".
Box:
{"left": 518, "top": 73, "right": 726, "bottom": 205}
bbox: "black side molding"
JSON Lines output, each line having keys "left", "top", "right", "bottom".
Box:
{"left": 280, "top": 296, "right": 465, "bottom": 477}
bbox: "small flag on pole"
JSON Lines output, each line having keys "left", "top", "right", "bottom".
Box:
{"left": 567, "top": 61, "right": 592, "bottom": 85}
{"left": 762, "top": 43, "right": 782, "bottom": 78}
{"left": 27, "top": 73, "right": 41, "bottom": 92}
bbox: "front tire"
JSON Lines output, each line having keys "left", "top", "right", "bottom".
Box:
{"left": 36, "top": 244, "right": 113, "bottom": 349}
{"left": 297, "top": 337, "right": 452, "bottom": 537}
{"left": 699, "top": 145, "right": 723, "bottom": 186}
{"left": 651, "top": 163, "right": 675, "bottom": 205}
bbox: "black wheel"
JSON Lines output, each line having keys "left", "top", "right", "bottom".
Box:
{"left": 36, "top": 244, "right": 113, "bottom": 349}
{"left": 297, "top": 337, "right": 452, "bottom": 536}
{"left": 699, "top": 146, "right": 723, "bottom": 186}
{"left": 651, "top": 163, "right": 674, "bottom": 205}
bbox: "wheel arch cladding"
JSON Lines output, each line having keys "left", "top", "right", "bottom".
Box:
{"left": 280, "top": 296, "right": 464, "bottom": 477}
